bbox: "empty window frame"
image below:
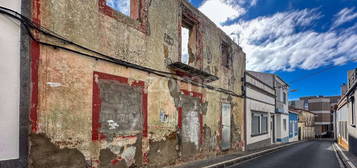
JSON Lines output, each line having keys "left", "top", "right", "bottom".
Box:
{"left": 181, "top": 26, "right": 190, "bottom": 64}
{"left": 181, "top": 10, "right": 199, "bottom": 65}
{"left": 221, "top": 41, "right": 231, "bottom": 68}
{"left": 100, "top": 0, "right": 140, "bottom": 20}
{"left": 251, "top": 112, "right": 268, "bottom": 136}
{"left": 283, "top": 119, "right": 287, "bottom": 131}
{"left": 106, "top": 0, "right": 130, "bottom": 16}
{"left": 283, "top": 92, "right": 287, "bottom": 104}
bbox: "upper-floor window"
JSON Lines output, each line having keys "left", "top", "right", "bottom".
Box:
{"left": 101, "top": 0, "right": 139, "bottom": 19}
{"left": 283, "top": 92, "right": 287, "bottom": 104}
{"left": 180, "top": 6, "right": 201, "bottom": 66}
{"left": 181, "top": 26, "right": 191, "bottom": 64}
{"left": 99, "top": 0, "right": 149, "bottom": 34}
{"left": 181, "top": 13, "right": 198, "bottom": 65}
{"left": 221, "top": 41, "right": 231, "bottom": 68}
{"left": 106, "top": 0, "right": 131, "bottom": 16}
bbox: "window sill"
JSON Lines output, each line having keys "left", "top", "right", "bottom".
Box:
{"left": 251, "top": 132, "right": 268, "bottom": 137}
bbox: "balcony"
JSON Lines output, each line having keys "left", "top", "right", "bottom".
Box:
{"left": 168, "top": 62, "right": 219, "bottom": 83}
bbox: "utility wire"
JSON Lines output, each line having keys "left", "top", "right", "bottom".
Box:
{"left": 0, "top": 6, "right": 243, "bottom": 97}
{"left": 289, "top": 58, "right": 357, "bottom": 84}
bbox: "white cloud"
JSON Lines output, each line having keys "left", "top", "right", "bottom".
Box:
{"left": 198, "top": 1, "right": 357, "bottom": 72}
{"left": 199, "top": 0, "right": 246, "bottom": 25}
{"left": 332, "top": 7, "right": 357, "bottom": 29}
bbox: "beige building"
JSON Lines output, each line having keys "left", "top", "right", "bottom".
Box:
{"left": 290, "top": 96, "right": 339, "bottom": 137}
{"left": 290, "top": 108, "right": 316, "bottom": 140}
{"left": 0, "top": 0, "right": 246, "bottom": 167}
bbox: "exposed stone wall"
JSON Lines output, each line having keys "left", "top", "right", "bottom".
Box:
{"left": 30, "top": 0, "right": 246, "bottom": 167}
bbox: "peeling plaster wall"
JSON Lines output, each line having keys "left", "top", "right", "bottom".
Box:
{"left": 31, "top": 0, "right": 246, "bottom": 167}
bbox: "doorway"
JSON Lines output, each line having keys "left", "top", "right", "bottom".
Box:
{"left": 271, "top": 115, "right": 275, "bottom": 143}
{"left": 221, "top": 103, "right": 231, "bottom": 150}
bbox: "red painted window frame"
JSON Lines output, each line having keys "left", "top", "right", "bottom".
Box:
{"left": 98, "top": 0, "right": 149, "bottom": 34}
{"left": 92, "top": 71, "right": 148, "bottom": 141}
{"left": 177, "top": 89, "right": 204, "bottom": 145}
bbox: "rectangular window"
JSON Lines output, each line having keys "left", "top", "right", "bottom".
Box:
{"left": 92, "top": 72, "right": 148, "bottom": 141}
{"left": 181, "top": 26, "right": 190, "bottom": 64}
{"left": 283, "top": 92, "right": 287, "bottom": 104}
{"left": 181, "top": 8, "right": 199, "bottom": 65}
{"left": 252, "top": 112, "right": 268, "bottom": 136}
{"left": 106, "top": 0, "right": 131, "bottom": 16}
{"left": 261, "top": 115, "right": 268, "bottom": 134}
{"left": 283, "top": 119, "right": 287, "bottom": 131}
{"left": 289, "top": 120, "right": 293, "bottom": 137}
{"left": 295, "top": 121, "right": 298, "bottom": 136}
{"left": 252, "top": 113, "right": 260, "bottom": 136}
{"left": 352, "top": 97, "right": 355, "bottom": 126}
{"left": 99, "top": 0, "right": 148, "bottom": 33}
{"left": 221, "top": 41, "right": 231, "bottom": 68}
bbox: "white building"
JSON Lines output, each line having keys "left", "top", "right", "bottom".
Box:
{"left": 274, "top": 76, "right": 289, "bottom": 143}
{"left": 245, "top": 71, "right": 276, "bottom": 150}
{"left": 0, "top": 0, "right": 28, "bottom": 166}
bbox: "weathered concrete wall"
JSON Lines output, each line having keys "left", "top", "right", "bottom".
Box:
{"left": 30, "top": 0, "right": 246, "bottom": 167}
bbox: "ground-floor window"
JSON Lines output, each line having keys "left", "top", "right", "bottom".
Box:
{"left": 252, "top": 112, "right": 268, "bottom": 136}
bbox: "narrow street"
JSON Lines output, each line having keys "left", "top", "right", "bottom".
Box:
{"left": 230, "top": 141, "right": 341, "bottom": 168}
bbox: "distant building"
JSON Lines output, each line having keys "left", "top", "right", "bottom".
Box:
{"left": 290, "top": 108, "right": 316, "bottom": 140}
{"left": 288, "top": 111, "right": 299, "bottom": 142}
{"left": 290, "top": 96, "right": 339, "bottom": 137}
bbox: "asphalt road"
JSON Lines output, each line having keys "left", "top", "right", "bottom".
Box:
{"left": 229, "top": 140, "right": 341, "bottom": 168}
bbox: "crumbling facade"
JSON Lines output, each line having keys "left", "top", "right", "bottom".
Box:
{"left": 21, "top": 0, "right": 246, "bottom": 167}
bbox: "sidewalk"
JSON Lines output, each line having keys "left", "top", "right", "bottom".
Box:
{"left": 334, "top": 143, "right": 357, "bottom": 168}
{"left": 170, "top": 141, "right": 302, "bottom": 168}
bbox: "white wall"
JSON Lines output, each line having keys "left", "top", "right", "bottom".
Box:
{"left": 276, "top": 114, "right": 289, "bottom": 141}
{"left": 246, "top": 87, "right": 275, "bottom": 145}
{"left": 0, "top": 0, "right": 21, "bottom": 161}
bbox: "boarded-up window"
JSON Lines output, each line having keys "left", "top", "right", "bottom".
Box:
{"left": 99, "top": 80, "right": 143, "bottom": 138}
{"left": 92, "top": 72, "right": 147, "bottom": 141}
{"left": 106, "top": 0, "right": 131, "bottom": 16}
{"left": 221, "top": 41, "right": 231, "bottom": 68}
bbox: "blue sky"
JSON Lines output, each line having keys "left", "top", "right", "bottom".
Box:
{"left": 188, "top": 0, "right": 357, "bottom": 100}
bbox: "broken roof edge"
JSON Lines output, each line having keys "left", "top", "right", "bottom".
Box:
{"left": 180, "top": 0, "right": 244, "bottom": 52}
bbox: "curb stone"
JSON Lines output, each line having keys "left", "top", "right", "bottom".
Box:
{"left": 174, "top": 141, "right": 302, "bottom": 168}
{"left": 334, "top": 143, "right": 357, "bottom": 168}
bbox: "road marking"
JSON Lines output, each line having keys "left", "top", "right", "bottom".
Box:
{"left": 334, "top": 143, "right": 356, "bottom": 168}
